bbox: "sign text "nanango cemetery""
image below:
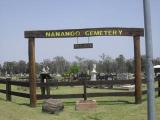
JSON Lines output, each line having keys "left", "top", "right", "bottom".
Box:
{"left": 24, "top": 28, "right": 144, "bottom": 38}
{"left": 45, "top": 29, "right": 123, "bottom": 38}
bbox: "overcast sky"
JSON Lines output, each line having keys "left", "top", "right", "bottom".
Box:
{"left": 0, "top": 0, "right": 159, "bottom": 63}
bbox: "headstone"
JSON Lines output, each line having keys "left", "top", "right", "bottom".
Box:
{"left": 75, "top": 100, "right": 96, "bottom": 111}
{"left": 42, "top": 67, "right": 47, "bottom": 73}
{"left": 46, "top": 66, "right": 50, "bottom": 73}
{"left": 42, "top": 99, "right": 64, "bottom": 114}
{"left": 56, "top": 73, "right": 61, "bottom": 77}
{"left": 91, "top": 64, "right": 97, "bottom": 81}
{"left": 154, "top": 65, "right": 160, "bottom": 77}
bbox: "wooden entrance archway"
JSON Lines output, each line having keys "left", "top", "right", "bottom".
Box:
{"left": 25, "top": 27, "right": 144, "bottom": 107}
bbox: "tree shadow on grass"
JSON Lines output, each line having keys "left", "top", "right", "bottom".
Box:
{"left": 0, "top": 97, "right": 6, "bottom": 101}
{"left": 8, "top": 99, "right": 135, "bottom": 107}
{"left": 3, "top": 94, "right": 160, "bottom": 107}
{"left": 17, "top": 102, "right": 43, "bottom": 107}
{"left": 16, "top": 101, "right": 75, "bottom": 107}
{"left": 17, "top": 103, "right": 31, "bottom": 107}
{"left": 64, "top": 101, "right": 75, "bottom": 106}
{"left": 97, "top": 100, "right": 135, "bottom": 105}
{"left": 63, "top": 100, "right": 135, "bottom": 106}
{"left": 141, "top": 94, "right": 159, "bottom": 103}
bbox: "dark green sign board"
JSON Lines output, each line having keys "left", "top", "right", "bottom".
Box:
{"left": 25, "top": 27, "right": 144, "bottom": 38}
{"left": 74, "top": 43, "right": 93, "bottom": 49}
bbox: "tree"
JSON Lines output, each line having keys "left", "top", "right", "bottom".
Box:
{"left": 69, "top": 64, "right": 80, "bottom": 74}
{"left": 110, "top": 60, "right": 118, "bottom": 73}
{"left": 103, "top": 56, "right": 113, "bottom": 73}
{"left": 3, "top": 61, "right": 17, "bottom": 74}
{"left": 0, "top": 64, "right": 2, "bottom": 75}
{"left": 153, "top": 57, "right": 160, "bottom": 65}
{"left": 53, "top": 56, "right": 70, "bottom": 74}
{"left": 141, "top": 55, "right": 146, "bottom": 73}
{"left": 99, "top": 53, "right": 106, "bottom": 61}
{"left": 41, "top": 59, "right": 53, "bottom": 73}
{"left": 115, "top": 54, "right": 126, "bottom": 73}
{"left": 126, "top": 59, "right": 134, "bottom": 73}
{"left": 97, "top": 53, "right": 106, "bottom": 73}
{"left": 17, "top": 60, "right": 27, "bottom": 73}
{"left": 40, "top": 57, "right": 70, "bottom": 74}
{"left": 35, "top": 62, "right": 42, "bottom": 74}
{"left": 75, "top": 56, "right": 96, "bottom": 73}
{"left": 75, "top": 56, "right": 85, "bottom": 72}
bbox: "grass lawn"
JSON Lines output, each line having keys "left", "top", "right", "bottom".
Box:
{"left": 0, "top": 86, "right": 160, "bottom": 120}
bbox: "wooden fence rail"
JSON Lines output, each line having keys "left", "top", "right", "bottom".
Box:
{"left": 37, "top": 92, "right": 135, "bottom": 100}
{"left": 0, "top": 78, "right": 159, "bottom": 103}
{"left": 36, "top": 79, "right": 135, "bottom": 87}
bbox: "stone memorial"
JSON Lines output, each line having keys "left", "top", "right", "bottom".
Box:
{"left": 75, "top": 100, "right": 96, "bottom": 111}
{"left": 40, "top": 66, "right": 51, "bottom": 95}
{"left": 91, "top": 64, "right": 97, "bottom": 81}
{"left": 42, "top": 99, "right": 64, "bottom": 114}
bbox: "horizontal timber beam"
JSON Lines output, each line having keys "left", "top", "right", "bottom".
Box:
{"left": 25, "top": 27, "right": 144, "bottom": 38}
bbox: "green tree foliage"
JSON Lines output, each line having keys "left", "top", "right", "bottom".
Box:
{"left": 53, "top": 56, "right": 70, "bottom": 74}
{"left": 40, "top": 57, "right": 70, "bottom": 74}
{"left": 74, "top": 56, "right": 96, "bottom": 73}
{"left": 62, "top": 71, "right": 70, "bottom": 78}
{"left": 17, "top": 60, "right": 27, "bottom": 73}
{"left": 0, "top": 64, "right": 2, "bottom": 75}
{"left": 97, "top": 54, "right": 114, "bottom": 73}
{"left": 141, "top": 55, "right": 146, "bottom": 72}
{"left": 3, "top": 61, "right": 17, "bottom": 74}
{"left": 0, "top": 64, "right": 2, "bottom": 71}
{"left": 153, "top": 57, "right": 160, "bottom": 65}
{"left": 115, "top": 54, "right": 126, "bottom": 73}
{"left": 69, "top": 64, "right": 80, "bottom": 74}
{"left": 126, "top": 59, "right": 134, "bottom": 73}
{"left": 0, "top": 54, "right": 159, "bottom": 76}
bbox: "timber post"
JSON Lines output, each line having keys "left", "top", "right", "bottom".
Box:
{"left": 28, "top": 38, "right": 37, "bottom": 107}
{"left": 158, "top": 79, "right": 160, "bottom": 96}
{"left": 83, "top": 77, "right": 87, "bottom": 101}
{"left": 133, "top": 36, "right": 142, "bottom": 104}
{"left": 40, "top": 78, "right": 45, "bottom": 95}
{"left": 6, "top": 78, "right": 11, "bottom": 101}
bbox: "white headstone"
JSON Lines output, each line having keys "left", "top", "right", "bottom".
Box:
{"left": 91, "top": 64, "right": 97, "bottom": 81}
{"left": 46, "top": 66, "right": 49, "bottom": 73}
{"left": 92, "top": 64, "right": 97, "bottom": 73}
{"left": 42, "top": 67, "right": 47, "bottom": 73}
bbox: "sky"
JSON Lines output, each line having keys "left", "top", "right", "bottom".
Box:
{"left": 0, "top": 0, "right": 160, "bottom": 63}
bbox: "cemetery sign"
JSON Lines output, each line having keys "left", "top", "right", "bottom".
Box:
{"left": 25, "top": 27, "right": 144, "bottom": 38}
{"left": 74, "top": 43, "right": 93, "bottom": 49}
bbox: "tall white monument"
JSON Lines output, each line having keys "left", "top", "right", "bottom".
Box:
{"left": 42, "top": 67, "right": 47, "bottom": 73}
{"left": 91, "top": 64, "right": 97, "bottom": 81}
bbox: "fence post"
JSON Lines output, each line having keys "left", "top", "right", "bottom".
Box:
{"left": 28, "top": 38, "right": 37, "bottom": 107}
{"left": 133, "top": 36, "right": 142, "bottom": 104}
{"left": 46, "top": 79, "right": 50, "bottom": 95}
{"left": 6, "top": 78, "right": 11, "bottom": 101}
{"left": 158, "top": 79, "right": 160, "bottom": 96}
{"left": 83, "top": 74, "right": 87, "bottom": 101}
{"left": 40, "top": 78, "right": 45, "bottom": 95}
